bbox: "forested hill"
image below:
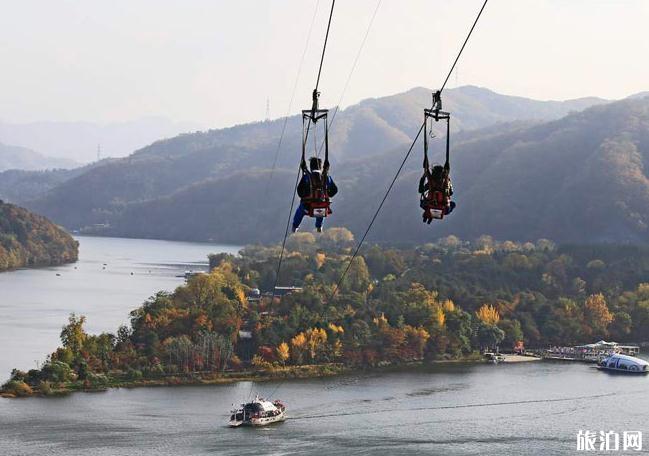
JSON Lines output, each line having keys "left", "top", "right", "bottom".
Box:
{"left": 0, "top": 200, "right": 78, "bottom": 271}
{"left": 83, "top": 95, "right": 649, "bottom": 245}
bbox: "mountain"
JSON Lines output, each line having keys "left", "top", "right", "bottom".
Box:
{"left": 101, "top": 98, "right": 649, "bottom": 243}
{"left": 0, "top": 200, "right": 78, "bottom": 271}
{"left": 0, "top": 142, "right": 78, "bottom": 172}
{"left": 0, "top": 158, "right": 118, "bottom": 204}
{"left": 98, "top": 96, "right": 649, "bottom": 245}
{"left": 0, "top": 117, "right": 204, "bottom": 163}
{"left": 18, "top": 85, "right": 609, "bottom": 235}
{"left": 345, "top": 96, "right": 649, "bottom": 244}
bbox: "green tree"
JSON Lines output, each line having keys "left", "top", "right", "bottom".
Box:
{"left": 60, "top": 314, "right": 87, "bottom": 355}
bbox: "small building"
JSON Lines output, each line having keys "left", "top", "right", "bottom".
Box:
{"left": 238, "top": 330, "right": 252, "bottom": 340}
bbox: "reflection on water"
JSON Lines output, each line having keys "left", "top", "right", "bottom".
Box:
{"left": 0, "top": 235, "right": 239, "bottom": 378}
{"left": 1, "top": 362, "right": 648, "bottom": 455}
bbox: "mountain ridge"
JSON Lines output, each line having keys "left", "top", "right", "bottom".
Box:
{"left": 7, "top": 85, "right": 644, "bottom": 244}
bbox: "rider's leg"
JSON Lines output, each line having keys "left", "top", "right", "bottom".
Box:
{"left": 445, "top": 201, "right": 456, "bottom": 215}
{"left": 292, "top": 202, "right": 307, "bottom": 231}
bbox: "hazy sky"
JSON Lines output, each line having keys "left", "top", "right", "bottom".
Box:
{"left": 1, "top": 0, "right": 648, "bottom": 128}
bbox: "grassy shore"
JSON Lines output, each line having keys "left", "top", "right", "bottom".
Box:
{"left": 1, "top": 354, "right": 490, "bottom": 399}
{"left": 0, "top": 364, "right": 347, "bottom": 398}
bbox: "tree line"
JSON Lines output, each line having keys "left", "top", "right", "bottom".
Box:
{"left": 5, "top": 229, "right": 649, "bottom": 395}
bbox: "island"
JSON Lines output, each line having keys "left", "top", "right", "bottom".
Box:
{"left": 3, "top": 229, "right": 648, "bottom": 397}
{"left": 0, "top": 199, "right": 78, "bottom": 272}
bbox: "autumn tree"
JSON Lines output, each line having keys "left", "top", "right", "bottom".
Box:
{"left": 476, "top": 304, "right": 500, "bottom": 326}
{"left": 276, "top": 342, "right": 290, "bottom": 365}
{"left": 60, "top": 314, "right": 87, "bottom": 356}
{"left": 583, "top": 293, "right": 613, "bottom": 338}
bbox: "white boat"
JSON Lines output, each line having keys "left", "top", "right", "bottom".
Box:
{"left": 484, "top": 352, "right": 506, "bottom": 364}
{"left": 596, "top": 353, "right": 649, "bottom": 374}
{"left": 229, "top": 395, "right": 286, "bottom": 427}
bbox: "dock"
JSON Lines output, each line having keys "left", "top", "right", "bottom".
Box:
{"left": 531, "top": 340, "right": 641, "bottom": 363}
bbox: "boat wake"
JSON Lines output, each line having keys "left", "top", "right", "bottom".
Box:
{"left": 291, "top": 391, "right": 617, "bottom": 421}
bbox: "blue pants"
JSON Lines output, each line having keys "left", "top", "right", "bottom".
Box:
{"left": 293, "top": 202, "right": 323, "bottom": 230}
{"left": 447, "top": 201, "right": 456, "bottom": 214}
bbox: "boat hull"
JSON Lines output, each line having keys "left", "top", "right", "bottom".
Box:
{"left": 596, "top": 366, "right": 649, "bottom": 375}
{"left": 250, "top": 411, "right": 286, "bottom": 426}
{"left": 228, "top": 411, "right": 286, "bottom": 427}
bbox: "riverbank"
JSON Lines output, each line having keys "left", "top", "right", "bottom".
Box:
{"left": 0, "top": 364, "right": 347, "bottom": 398}
{"left": 1, "top": 354, "right": 496, "bottom": 399}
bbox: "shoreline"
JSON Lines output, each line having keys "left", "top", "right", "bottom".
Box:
{"left": 1, "top": 355, "right": 501, "bottom": 399}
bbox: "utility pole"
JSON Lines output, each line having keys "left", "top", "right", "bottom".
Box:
{"left": 265, "top": 98, "right": 270, "bottom": 122}
{"left": 97, "top": 144, "right": 101, "bottom": 162}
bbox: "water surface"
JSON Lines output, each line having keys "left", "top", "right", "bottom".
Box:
{"left": 0, "top": 235, "right": 239, "bottom": 378}
{"left": 1, "top": 362, "right": 648, "bottom": 455}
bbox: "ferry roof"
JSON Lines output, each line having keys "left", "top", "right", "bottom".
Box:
{"left": 605, "top": 353, "right": 649, "bottom": 366}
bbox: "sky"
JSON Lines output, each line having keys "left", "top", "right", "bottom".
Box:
{"left": 1, "top": 0, "right": 648, "bottom": 128}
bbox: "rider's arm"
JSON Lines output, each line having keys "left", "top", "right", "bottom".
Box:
{"left": 419, "top": 174, "right": 427, "bottom": 194}
{"left": 327, "top": 176, "right": 338, "bottom": 197}
{"left": 297, "top": 174, "right": 310, "bottom": 198}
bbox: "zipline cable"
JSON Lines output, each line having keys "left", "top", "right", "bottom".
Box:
{"left": 273, "top": 0, "right": 337, "bottom": 299}
{"left": 317, "top": 0, "right": 382, "bottom": 159}
{"left": 330, "top": 0, "right": 488, "bottom": 298}
{"left": 265, "top": 0, "right": 322, "bottom": 189}
{"left": 439, "top": 0, "right": 488, "bottom": 95}
{"left": 330, "top": 121, "right": 424, "bottom": 297}
{"left": 315, "top": 0, "right": 336, "bottom": 94}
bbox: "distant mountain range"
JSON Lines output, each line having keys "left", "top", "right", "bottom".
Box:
{"left": 0, "top": 117, "right": 204, "bottom": 163}
{"left": 6, "top": 85, "right": 649, "bottom": 244}
{"left": 0, "top": 142, "right": 78, "bottom": 172}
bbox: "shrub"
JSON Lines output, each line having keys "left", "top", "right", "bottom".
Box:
{"left": 38, "top": 381, "right": 53, "bottom": 395}
{"left": 40, "top": 361, "right": 77, "bottom": 383}
{"left": 9, "top": 369, "right": 27, "bottom": 382}
{"left": 2, "top": 380, "right": 33, "bottom": 397}
{"left": 86, "top": 373, "right": 110, "bottom": 387}
{"left": 126, "top": 368, "right": 143, "bottom": 380}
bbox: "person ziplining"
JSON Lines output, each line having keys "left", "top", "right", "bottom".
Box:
{"left": 419, "top": 90, "right": 455, "bottom": 223}
{"left": 292, "top": 90, "right": 338, "bottom": 233}
{"left": 293, "top": 156, "right": 338, "bottom": 232}
{"left": 329, "top": 0, "right": 488, "bottom": 296}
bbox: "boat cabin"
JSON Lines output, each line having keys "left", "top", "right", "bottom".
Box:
{"left": 598, "top": 354, "right": 649, "bottom": 374}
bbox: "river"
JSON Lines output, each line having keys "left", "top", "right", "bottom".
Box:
{"left": 1, "top": 236, "right": 648, "bottom": 455}
{"left": 0, "top": 235, "right": 240, "bottom": 380}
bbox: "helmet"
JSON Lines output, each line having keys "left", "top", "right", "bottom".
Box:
{"left": 309, "top": 157, "right": 322, "bottom": 172}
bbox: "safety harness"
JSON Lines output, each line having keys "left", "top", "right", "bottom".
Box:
{"left": 421, "top": 91, "right": 452, "bottom": 220}
{"left": 301, "top": 89, "right": 332, "bottom": 218}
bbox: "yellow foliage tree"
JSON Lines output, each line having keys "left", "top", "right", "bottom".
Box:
{"left": 290, "top": 332, "right": 307, "bottom": 364}
{"left": 435, "top": 307, "right": 446, "bottom": 328}
{"left": 584, "top": 293, "right": 613, "bottom": 336}
{"left": 305, "top": 328, "right": 328, "bottom": 362}
{"left": 476, "top": 304, "right": 500, "bottom": 325}
{"left": 328, "top": 323, "right": 344, "bottom": 334}
{"left": 442, "top": 299, "right": 456, "bottom": 313}
{"left": 276, "top": 342, "right": 290, "bottom": 365}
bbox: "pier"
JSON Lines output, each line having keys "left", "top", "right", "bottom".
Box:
{"left": 532, "top": 340, "right": 640, "bottom": 363}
